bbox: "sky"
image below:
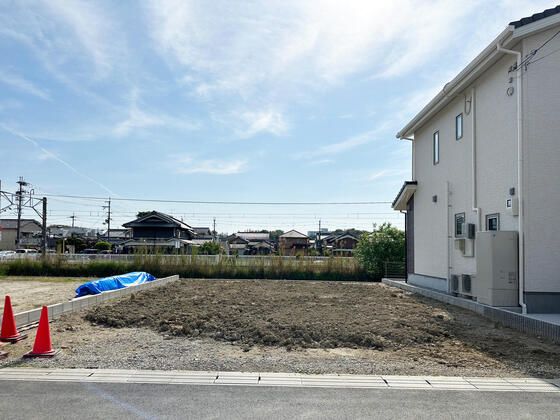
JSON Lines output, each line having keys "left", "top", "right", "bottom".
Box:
{"left": 0, "top": 0, "right": 555, "bottom": 234}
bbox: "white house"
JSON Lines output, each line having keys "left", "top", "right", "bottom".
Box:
{"left": 392, "top": 6, "right": 560, "bottom": 314}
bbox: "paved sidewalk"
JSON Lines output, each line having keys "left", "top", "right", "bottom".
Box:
{"left": 0, "top": 368, "right": 558, "bottom": 392}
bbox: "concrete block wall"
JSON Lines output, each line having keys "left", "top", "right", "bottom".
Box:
{"left": 382, "top": 278, "right": 560, "bottom": 343}
{"left": 14, "top": 275, "right": 179, "bottom": 328}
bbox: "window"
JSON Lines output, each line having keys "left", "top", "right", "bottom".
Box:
{"left": 455, "top": 213, "right": 465, "bottom": 237}
{"left": 456, "top": 113, "right": 463, "bottom": 139}
{"left": 486, "top": 213, "right": 500, "bottom": 231}
{"left": 433, "top": 131, "right": 439, "bottom": 165}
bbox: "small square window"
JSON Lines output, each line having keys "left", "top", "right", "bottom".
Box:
{"left": 456, "top": 113, "right": 463, "bottom": 140}
{"left": 486, "top": 213, "right": 500, "bottom": 231}
{"left": 455, "top": 213, "right": 465, "bottom": 237}
{"left": 433, "top": 131, "right": 439, "bottom": 165}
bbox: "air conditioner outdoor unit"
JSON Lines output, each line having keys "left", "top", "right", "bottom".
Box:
{"left": 460, "top": 223, "right": 476, "bottom": 239}
{"left": 460, "top": 274, "right": 475, "bottom": 297}
{"left": 450, "top": 274, "right": 460, "bottom": 294}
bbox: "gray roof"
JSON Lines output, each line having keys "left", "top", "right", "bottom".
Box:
{"left": 0, "top": 219, "right": 42, "bottom": 232}
{"left": 123, "top": 211, "right": 193, "bottom": 232}
{"left": 193, "top": 227, "right": 213, "bottom": 237}
{"left": 509, "top": 5, "right": 560, "bottom": 28}
{"left": 280, "top": 230, "right": 309, "bottom": 239}
{"left": 236, "top": 232, "right": 270, "bottom": 241}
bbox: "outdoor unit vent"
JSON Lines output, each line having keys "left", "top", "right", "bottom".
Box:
{"left": 460, "top": 223, "right": 476, "bottom": 239}
{"left": 461, "top": 274, "right": 474, "bottom": 296}
{"left": 450, "top": 274, "right": 460, "bottom": 294}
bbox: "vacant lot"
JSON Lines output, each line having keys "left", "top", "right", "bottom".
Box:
{"left": 2, "top": 279, "right": 559, "bottom": 377}
{"left": 0, "top": 277, "right": 87, "bottom": 312}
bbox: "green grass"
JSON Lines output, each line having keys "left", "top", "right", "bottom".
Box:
{"left": 0, "top": 255, "right": 374, "bottom": 282}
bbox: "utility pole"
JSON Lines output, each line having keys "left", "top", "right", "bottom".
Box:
{"left": 317, "top": 219, "right": 322, "bottom": 255}
{"left": 103, "top": 199, "right": 111, "bottom": 242}
{"left": 15, "top": 177, "right": 28, "bottom": 248}
{"left": 42, "top": 197, "right": 47, "bottom": 255}
{"left": 70, "top": 213, "right": 76, "bottom": 228}
{"left": 213, "top": 217, "right": 216, "bottom": 242}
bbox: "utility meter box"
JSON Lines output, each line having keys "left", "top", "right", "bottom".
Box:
{"left": 475, "top": 231, "right": 519, "bottom": 307}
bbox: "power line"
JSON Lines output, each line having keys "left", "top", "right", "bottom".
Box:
{"left": 516, "top": 29, "right": 560, "bottom": 70}
{"left": 30, "top": 193, "right": 392, "bottom": 206}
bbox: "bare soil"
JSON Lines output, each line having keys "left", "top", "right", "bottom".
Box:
{"left": 2, "top": 279, "right": 559, "bottom": 377}
{"left": 0, "top": 277, "right": 87, "bottom": 312}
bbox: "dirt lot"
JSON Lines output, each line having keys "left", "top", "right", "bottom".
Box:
{"left": 0, "top": 277, "right": 88, "bottom": 312}
{"left": 1, "top": 279, "right": 559, "bottom": 377}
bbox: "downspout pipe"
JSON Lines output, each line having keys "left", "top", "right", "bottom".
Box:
{"left": 471, "top": 87, "right": 481, "bottom": 229}
{"left": 497, "top": 41, "right": 527, "bottom": 314}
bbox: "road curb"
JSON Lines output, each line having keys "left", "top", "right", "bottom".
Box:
{"left": 0, "top": 368, "right": 558, "bottom": 392}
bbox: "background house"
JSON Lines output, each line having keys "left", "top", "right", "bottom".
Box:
{"left": 331, "top": 231, "right": 361, "bottom": 256}
{"left": 279, "top": 230, "right": 310, "bottom": 256}
{"left": 121, "top": 211, "right": 194, "bottom": 253}
{"left": 226, "top": 232, "right": 273, "bottom": 255}
{"left": 0, "top": 219, "right": 43, "bottom": 250}
{"left": 99, "top": 229, "right": 132, "bottom": 246}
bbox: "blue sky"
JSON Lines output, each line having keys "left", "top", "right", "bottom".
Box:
{"left": 0, "top": 0, "right": 554, "bottom": 233}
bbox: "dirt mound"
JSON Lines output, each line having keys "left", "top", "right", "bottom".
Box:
{"left": 87, "top": 280, "right": 462, "bottom": 350}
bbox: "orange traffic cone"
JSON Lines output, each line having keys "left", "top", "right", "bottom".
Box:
{"left": 23, "top": 306, "right": 59, "bottom": 358}
{"left": 0, "top": 296, "right": 28, "bottom": 343}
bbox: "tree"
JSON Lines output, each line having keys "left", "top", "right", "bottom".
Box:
{"left": 94, "top": 241, "right": 112, "bottom": 251}
{"left": 198, "top": 241, "right": 222, "bottom": 255}
{"left": 269, "top": 230, "right": 284, "bottom": 243}
{"left": 136, "top": 211, "right": 153, "bottom": 218}
{"left": 354, "top": 223, "right": 405, "bottom": 280}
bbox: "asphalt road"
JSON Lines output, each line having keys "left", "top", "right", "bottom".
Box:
{"left": 1, "top": 380, "right": 560, "bottom": 419}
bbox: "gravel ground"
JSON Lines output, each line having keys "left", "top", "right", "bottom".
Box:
{"left": 0, "top": 277, "right": 87, "bottom": 312}
{"left": 1, "top": 279, "right": 559, "bottom": 377}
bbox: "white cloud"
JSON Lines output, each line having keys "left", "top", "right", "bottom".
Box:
{"left": 174, "top": 155, "right": 248, "bottom": 175}
{"left": 308, "top": 159, "right": 332, "bottom": 166}
{"left": 0, "top": 70, "right": 50, "bottom": 100}
{"left": 114, "top": 90, "right": 200, "bottom": 137}
{"left": 368, "top": 168, "right": 409, "bottom": 181}
{"left": 294, "top": 127, "right": 384, "bottom": 160}
{"left": 236, "top": 109, "right": 288, "bottom": 139}
{"left": 0, "top": 1, "right": 127, "bottom": 82}
{"left": 41, "top": 0, "right": 118, "bottom": 76}
{"left": 145, "top": 0, "right": 485, "bottom": 100}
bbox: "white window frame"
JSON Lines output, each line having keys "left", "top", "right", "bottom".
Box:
{"left": 456, "top": 113, "right": 463, "bottom": 140}
{"left": 486, "top": 213, "right": 500, "bottom": 231}
{"left": 455, "top": 213, "right": 465, "bottom": 237}
{"left": 433, "top": 131, "right": 439, "bottom": 165}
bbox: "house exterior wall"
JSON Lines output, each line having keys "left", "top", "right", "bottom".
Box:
{"left": 412, "top": 50, "right": 520, "bottom": 286}
{"left": 279, "top": 237, "right": 309, "bottom": 256}
{"left": 0, "top": 229, "right": 17, "bottom": 250}
{"left": 522, "top": 26, "right": 560, "bottom": 295}
{"left": 408, "top": 24, "right": 560, "bottom": 309}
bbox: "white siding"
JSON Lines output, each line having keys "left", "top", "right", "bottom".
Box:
{"left": 412, "top": 52, "right": 520, "bottom": 282}
{"left": 522, "top": 27, "right": 560, "bottom": 293}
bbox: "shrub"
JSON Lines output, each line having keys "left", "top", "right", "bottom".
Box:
{"left": 197, "top": 241, "right": 222, "bottom": 255}
{"left": 94, "top": 241, "right": 111, "bottom": 251}
{"left": 354, "top": 223, "right": 405, "bottom": 280}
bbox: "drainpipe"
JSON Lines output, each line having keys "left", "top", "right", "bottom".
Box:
{"left": 497, "top": 41, "right": 527, "bottom": 314}
{"left": 446, "top": 180, "right": 451, "bottom": 293}
{"left": 470, "top": 87, "right": 481, "bottom": 229}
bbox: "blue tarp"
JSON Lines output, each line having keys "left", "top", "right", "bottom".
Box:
{"left": 75, "top": 272, "right": 156, "bottom": 297}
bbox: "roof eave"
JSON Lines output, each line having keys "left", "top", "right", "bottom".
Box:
{"left": 396, "top": 26, "right": 515, "bottom": 140}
